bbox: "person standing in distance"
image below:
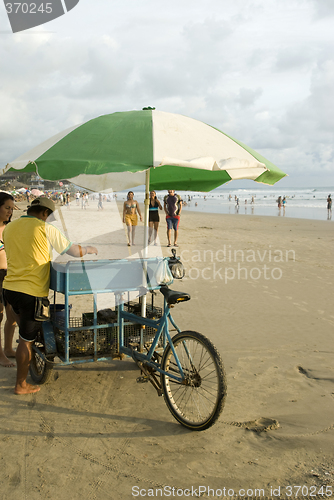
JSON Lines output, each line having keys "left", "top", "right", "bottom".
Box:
{"left": 327, "top": 194, "right": 332, "bottom": 216}
{"left": 164, "top": 190, "right": 182, "bottom": 247}
{"left": 3, "top": 197, "right": 98, "bottom": 395}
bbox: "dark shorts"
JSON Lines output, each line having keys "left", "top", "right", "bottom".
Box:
{"left": 149, "top": 211, "right": 160, "bottom": 223}
{"left": 0, "top": 269, "right": 7, "bottom": 304}
{"left": 3, "top": 289, "right": 40, "bottom": 342}
{"left": 166, "top": 215, "right": 180, "bottom": 231}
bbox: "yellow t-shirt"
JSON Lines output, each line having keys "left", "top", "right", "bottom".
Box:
{"left": 3, "top": 216, "right": 72, "bottom": 297}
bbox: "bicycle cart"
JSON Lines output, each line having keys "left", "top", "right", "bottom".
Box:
{"left": 30, "top": 257, "right": 227, "bottom": 431}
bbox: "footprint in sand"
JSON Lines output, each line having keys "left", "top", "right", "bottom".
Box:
{"left": 228, "top": 417, "right": 280, "bottom": 433}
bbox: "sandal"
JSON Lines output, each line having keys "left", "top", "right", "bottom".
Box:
{"left": 174, "top": 243, "right": 178, "bottom": 247}
{"left": 167, "top": 243, "right": 171, "bottom": 247}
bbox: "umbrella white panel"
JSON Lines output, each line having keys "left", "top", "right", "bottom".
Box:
{"left": 3, "top": 123, "right": 82, "bottom": 172}
{"left": 152, "top": 110, "right": 268, "bottom": 179}
{"left": 69, "top": 171, "right": 147, "bottom": 193}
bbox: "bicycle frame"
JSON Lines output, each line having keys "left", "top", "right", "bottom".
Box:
{"left": 119, "top": 295, "right": 186, "bottom": 382}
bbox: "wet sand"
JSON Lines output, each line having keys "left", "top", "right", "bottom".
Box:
{"left": 0, "top": 199, "right": 333, "bottom": 499}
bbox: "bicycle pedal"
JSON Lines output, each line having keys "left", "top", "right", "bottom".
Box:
{"left": 136, "top": 375, "right": 149, "bottom": 384}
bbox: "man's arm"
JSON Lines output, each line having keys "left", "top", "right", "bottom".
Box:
{"left": 66, "top": 244, "right": 98, "bottom": 257}
{"left": 178, "top": 197, "right": 183, "bottom": 215}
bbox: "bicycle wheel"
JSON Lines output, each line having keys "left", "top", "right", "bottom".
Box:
{"left": 160, "top": 331, "right": 227, "bottom": 430}
{"left": 29, "top": 328, "right": 54, "bottom": 384}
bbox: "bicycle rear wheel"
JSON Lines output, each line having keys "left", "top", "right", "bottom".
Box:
{"left": 160, "top": 331, "right": 227, "bottom": 430}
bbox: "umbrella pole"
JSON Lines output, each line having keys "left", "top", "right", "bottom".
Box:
{"left": 143, "top": 168, "right": 150, "bottom": 253}
{"left": 140, "top": 169, "right": 150, "bottom": 328}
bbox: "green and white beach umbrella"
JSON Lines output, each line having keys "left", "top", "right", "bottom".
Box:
{"left": 3, "top": 109, "right": 286, "bottom": 316}
{"left": 3, "top": 109, "right": 286, "bottom": 192}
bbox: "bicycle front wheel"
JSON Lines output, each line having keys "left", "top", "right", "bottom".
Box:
{"left": 160, "top": 331, "right": 227, "bottom": 431}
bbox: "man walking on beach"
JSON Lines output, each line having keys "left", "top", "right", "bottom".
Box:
{"left": 164, "top": 190, "right": 182, "bottom": 247}
{"left": 2, "top": 197, "right": 98, "bottom": 395}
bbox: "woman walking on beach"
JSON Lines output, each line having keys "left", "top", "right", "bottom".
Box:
{"left": 123, "top": 191, "right": 142, "bottom": 246}
{"left": 148, "top": 191, "right": 162, "bottom": 245}
{"left": 0, "top": 193, "right": 17, "bottom": 367}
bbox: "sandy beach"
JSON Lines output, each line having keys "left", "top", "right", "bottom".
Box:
{"left": 0, "top": 199, "right": 333, "bottom": 499}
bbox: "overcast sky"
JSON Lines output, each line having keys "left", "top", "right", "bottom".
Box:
{"left": 0, "top": 0, "right": 333, "bottom": 188}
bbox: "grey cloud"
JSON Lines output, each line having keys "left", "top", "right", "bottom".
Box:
{"left": 311, "top": 0, "right": 334, "bottom": 18}
{"left": 234, "top": 87, "right": 263, "bottom": 107}
{"left": 274, "top": 48, "right": 315, "bottom": 72}
{"left": 182, "top": 17, "right": 234, "bottom": 48}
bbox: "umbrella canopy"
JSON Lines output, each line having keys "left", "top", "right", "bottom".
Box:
{"left": 3, "top": 110, "right": 286, "bottom": 192}
{"left": 30, "top": 188, "right": 44, "bottom": 197}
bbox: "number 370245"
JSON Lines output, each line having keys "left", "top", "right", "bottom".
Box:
{"left": 5, "top": 3, "right": 53, "bottom": 14}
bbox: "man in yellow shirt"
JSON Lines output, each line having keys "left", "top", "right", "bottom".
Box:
{"left": 3, "top": 197, "right": 98, "bottom": 395}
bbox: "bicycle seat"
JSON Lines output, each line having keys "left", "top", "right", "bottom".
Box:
{"left": 160, "top": 286, "right": 191, "bottom": 305}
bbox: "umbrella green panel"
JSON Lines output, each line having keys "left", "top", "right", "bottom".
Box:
{"left": 149, "top": 165, "right": 232, "bottom": 192}
{"left": 36, "top": 111, "right": 154, "bottom": 180}
{"left": 7, "top": 162, "right": 36, "bottom": 175}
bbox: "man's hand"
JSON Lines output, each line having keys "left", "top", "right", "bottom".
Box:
{"left": 86, "top": 245, "right": 98, "bottom": 255}
{"left": 66, "top": 244, "right": 98, "bottom": 257}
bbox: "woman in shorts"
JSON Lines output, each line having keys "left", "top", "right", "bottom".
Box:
{"left": 0, "top": 193, "right": 17, "bottom": 367}
{"left": 123, "top": 191, "right": 142, "bottom": 246}
{"left": 148, "top": 191, "right": 162, "bottom": 245}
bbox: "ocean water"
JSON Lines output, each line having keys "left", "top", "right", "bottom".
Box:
{"left": 116, "top": 187, "right": 333, "bottom": 222}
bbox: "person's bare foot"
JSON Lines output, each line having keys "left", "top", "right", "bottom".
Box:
{"left": 0, "top": 353, "right": 15, "bottom": 367}
{"left": 14, "top": 383, "right": 41, "bottom": 395}
{"left": 4, "top": 349, "right": 16, "bottom": 358}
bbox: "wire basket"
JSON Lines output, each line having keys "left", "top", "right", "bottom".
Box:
{"left": 124, "top": 301, "right": 162, "bottom": 319}
{"left": 53, "top": 301, "right": 163, "bottom": 356}
{"left": 54, "top": 316, "right": 117, "bottom": 357}
{"left": 123, "top": 301, "right": 163, "bottom": 347}
{"left": 123, "top": 323, "right": 162, "bottom": 347}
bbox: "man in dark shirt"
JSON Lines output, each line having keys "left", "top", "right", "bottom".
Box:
{"left": 163, "top": 190, "right": 182, "bottom": 247}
